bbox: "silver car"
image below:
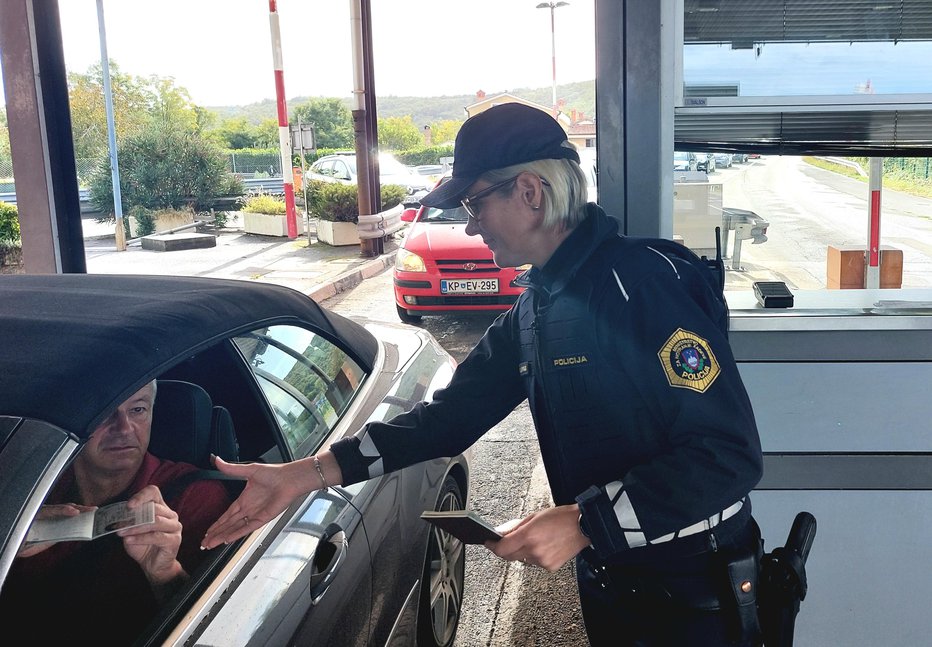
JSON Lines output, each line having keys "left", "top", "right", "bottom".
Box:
{"left": 0, "top": 273, "right": 471, "bottom": 647}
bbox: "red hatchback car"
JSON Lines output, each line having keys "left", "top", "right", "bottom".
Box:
{"left": 393, "top": 197, "right": 527, "bottom": 323}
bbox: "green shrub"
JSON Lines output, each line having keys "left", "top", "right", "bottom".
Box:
{"left": 380, "top": 185, "right": 407, "bottom": 211}
{"left": 393, "top": 145, "right": 455, "bottom": 167}
{"left": 0, "top": 201, "right": 20, "bottom": 243}
{"left": 129, "top": 205, "right": 156, "bottom": 237}
{"left": 240, "top": 192, "right": 287, "bottom": 215}
{"left": 213, "top": 210, "right": 234, "bottom": 228}
{"left": 306, "top": 181, "right": 406, "bottom": 222}
{"left": 89, "top": 125, "right": 237, "bottom": 215}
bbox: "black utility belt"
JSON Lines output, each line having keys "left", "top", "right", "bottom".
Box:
{"left": 588, "top": 502, "right": 753, "bottom": 567}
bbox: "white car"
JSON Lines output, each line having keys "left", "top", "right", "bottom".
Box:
{"left": 308, "top": 152, "right": 433, "bottom": 204}
{"left": 578, "top": 149, "right": 598, "bottom": 203}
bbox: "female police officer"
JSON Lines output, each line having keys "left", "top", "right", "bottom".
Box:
{"left": 203, "top": 103, "right": 764, "bottom": 646}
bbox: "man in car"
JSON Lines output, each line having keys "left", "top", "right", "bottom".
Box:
{"left": 203, "top": 103, "right": 764, "bottom": 646}
{"left": 0, "top": 380, "right": 232, "bottom": 645}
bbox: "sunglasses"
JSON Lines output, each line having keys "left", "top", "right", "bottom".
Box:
{"left": 460, "top": 175, "right": 550, "bottom": 222}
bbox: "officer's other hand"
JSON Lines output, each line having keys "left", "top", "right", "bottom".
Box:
{"left": 484, "top": 504, "right": 590, "bottom": 572}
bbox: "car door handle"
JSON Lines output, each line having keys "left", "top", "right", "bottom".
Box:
{"left": 309, "top": 522, "right": 348, "bottom": 605}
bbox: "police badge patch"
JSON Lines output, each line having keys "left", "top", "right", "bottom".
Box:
{"left": 658, "top": 328, "right": 720, "bottom": 392}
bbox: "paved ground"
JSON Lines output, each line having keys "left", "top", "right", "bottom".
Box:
{"left": 81, "top": 214, "right": 400, "bottom": 302}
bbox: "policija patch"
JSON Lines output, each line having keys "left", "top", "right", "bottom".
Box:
{"left": 657, "top": 328, "right": 720, "bottom": 393}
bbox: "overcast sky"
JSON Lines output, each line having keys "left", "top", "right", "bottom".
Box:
{"left": 6, "top": 2, "right": 929, "bottom": 109}
{"left": 54, "top": 0, "right": 597, "bottom": 106}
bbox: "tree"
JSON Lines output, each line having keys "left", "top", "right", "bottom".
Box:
{"left": 67, "top": 61, "right": 202, "bottom": 173}
{"left": 193, "top": 106, "right": 217, "bottom": 136}
{"left": 290, "top": 98, "right": 353, "bottom": 149}
{"left": 88, "top": 123, "right": 234, "bottom": 214}
{"left": 211, "top": 117, "right": 258, "bottom": 150}
{"left": 68, "top": 61, "right": 152, "bottom": 164}
{"left": 148, "top": 76, "right": 198, "bottom": 132}
{"left": 428, "top": 119, "right": 462, "bottom": 146}
{"left": 378, "top": 115, "right": 422, "bottom": 151}
{"left": 254, "top": 118, "right": 280, "bottom": 149}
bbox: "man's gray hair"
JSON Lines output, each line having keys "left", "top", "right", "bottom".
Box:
{"left": 481, "top": 154, "right": 589, "bottom": 232}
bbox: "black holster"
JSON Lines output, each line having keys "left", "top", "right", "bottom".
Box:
{"left": 723, "top": 546, "right": 763, "bottom": 645}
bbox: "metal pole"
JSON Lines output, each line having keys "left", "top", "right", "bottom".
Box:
{"left": 297, "top": 116, "right": 311, "bottom": 244}
{"left": 537, "top": 2, "right": 568, "bottom": 114}
{"left": 267, "top": 0, "right": 298, "bottom": 239}
{"left": 96, "top": 0, "right": 125, "bottom": 250}
{"left": 549, "top": 5, "right": 557, "bottom": 110}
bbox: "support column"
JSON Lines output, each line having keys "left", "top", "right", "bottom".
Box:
{"left": 594, "top": 0, "right": 675, "bottom": 238}
{"left": 0, "top": 0, "right": 85, "bottom": 273}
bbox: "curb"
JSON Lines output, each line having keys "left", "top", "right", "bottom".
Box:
{"left": 307, "top": 249, "right": 398, "bottom": 303}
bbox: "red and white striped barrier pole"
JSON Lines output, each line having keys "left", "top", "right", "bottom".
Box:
{"left": 268, "top": 0, "right": 297, "bottom": 238}
{"left": 866, "top": 157, "right": 882, "bottom": 289}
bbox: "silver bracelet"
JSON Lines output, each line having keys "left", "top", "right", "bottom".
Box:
{"left": 313, "top": 455, "right": 329, "bottom": 489}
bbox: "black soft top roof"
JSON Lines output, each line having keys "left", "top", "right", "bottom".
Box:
{"left": 0, "top": 274, "right": 378, "bottom": 436}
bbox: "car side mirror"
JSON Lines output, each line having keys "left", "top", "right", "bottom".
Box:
{"left": 401, "top": 207, "right": 419, "bottom": 222}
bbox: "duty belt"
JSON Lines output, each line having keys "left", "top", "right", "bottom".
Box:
{"left": 646, "top": 498, "right": 745, "bottom": 545}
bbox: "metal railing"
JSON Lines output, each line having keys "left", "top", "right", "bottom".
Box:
{"left": 354, "top": 204, "right": 405, "bottom": 239}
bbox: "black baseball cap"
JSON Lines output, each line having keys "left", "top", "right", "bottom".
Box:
{"left": 420, "top": 103, "right": 580, "bottom": 209}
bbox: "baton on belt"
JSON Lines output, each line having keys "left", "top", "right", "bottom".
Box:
{"left": 758, "top": 511, "right": 817, "bottom": 647}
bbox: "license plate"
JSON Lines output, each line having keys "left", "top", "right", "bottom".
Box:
{"left": 441, "top": 278, "right": 499, "bottom": 294}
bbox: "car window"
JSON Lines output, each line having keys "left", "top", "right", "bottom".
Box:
{"left": 378, "top": 155, "right": 410, "bottom": 175}
{"left": 234, "top": 325, "right": 366, "bottom": 457}
{"left": 423, "top": 206, "right": 468, "bottom": 223}
{"left": 312, "top": 160, "right": 333, "bottom": 177}
{"left": 332, "top": 160, "right": 352, "bottom": 181}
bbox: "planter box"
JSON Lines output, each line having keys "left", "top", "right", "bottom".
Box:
{"left": 317, "top": 220, "right": 359, "bottom": 246}
{"left": 243, "top": 212, "right": 306, "bottom": 237}
{"left": 128, "top": 211, "right": 194, "bottom": 238}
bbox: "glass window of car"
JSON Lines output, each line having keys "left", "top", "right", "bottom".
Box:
{"left": 422, "top": 206, "right": 468, "bottom": 223}
{"left": 378, "top": 155, "right": 411, "bottom": 176}
{"left": 233, "top": 325, "right": 366, "bottom": 457}
{"left": 331, "top": 160, "right": 353, "bottom": 181}
{"left": 312, "top": 159, "right": 334, "bottom": 177}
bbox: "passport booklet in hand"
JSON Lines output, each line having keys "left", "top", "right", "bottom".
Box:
{"left": 25, "top": 500, "right": 156, "bottom": 545}
{"left": 420, "top": 510, "right": 503, "bottom": 544}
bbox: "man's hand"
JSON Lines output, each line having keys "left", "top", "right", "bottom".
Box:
{"left": 118, "top": 485, "right": 186, "bottom": 592}
{"left": 484, "top": 504, "right": 590, "bottom": 572}
{"left": 200, "top": 454, "right": 330, "bottom": 550}
{"left": 17, "top": 503, "right": 95, "bottom": 558}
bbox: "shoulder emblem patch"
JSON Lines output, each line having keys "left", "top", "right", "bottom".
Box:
{"left": 657, "top": 328, "right": 720, "bottom": 393}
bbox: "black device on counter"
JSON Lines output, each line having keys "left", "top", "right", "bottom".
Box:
{"left": 753, "top": 281, "right": 794, "bottom": 308}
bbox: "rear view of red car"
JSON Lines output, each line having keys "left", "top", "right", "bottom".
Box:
{"left": 393, "top": 200, "right": 526, "bottom": 323}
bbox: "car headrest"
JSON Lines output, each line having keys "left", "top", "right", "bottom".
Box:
{"left": 210, "top": 405, "right": 240, "bottom": 463}
{"left": 149, "top": 380, "right": 214, "bottom": 468}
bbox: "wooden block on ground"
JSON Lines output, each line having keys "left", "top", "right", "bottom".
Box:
{"left": 141, "top": 233, "right": 217, "bottom": 252}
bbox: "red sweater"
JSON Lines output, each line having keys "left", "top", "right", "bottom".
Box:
{"left": 0, "top": 453, "right": 232, "bottom": 645}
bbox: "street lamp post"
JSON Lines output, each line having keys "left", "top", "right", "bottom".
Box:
{"left": 536, "top": 1, "right": 569, "bottom": 113}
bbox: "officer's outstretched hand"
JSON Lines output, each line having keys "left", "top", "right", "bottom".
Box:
{"left": 201, "top": 454, "right": 339, "bottom": 549}
{"left": 485, "top": 504, "right": 590, "bottom": 572}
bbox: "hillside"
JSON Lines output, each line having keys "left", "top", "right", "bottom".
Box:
{"left": 206, "top": 80, "right": 596, "bottom": 126}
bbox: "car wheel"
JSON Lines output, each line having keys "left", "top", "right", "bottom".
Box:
{"left": 396, "top": 304, "right": 423, "bottom": 324}
{"left": 417, "top": 475, "right": 466, "bottom": 647}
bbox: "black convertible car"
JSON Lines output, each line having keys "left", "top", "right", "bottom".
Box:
{"left": 0, "top": 274, "right": 470, "bottom": 646}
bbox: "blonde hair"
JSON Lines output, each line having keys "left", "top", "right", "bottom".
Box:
{"left": 480, "top": 155, "right": 589, "bottom": 232}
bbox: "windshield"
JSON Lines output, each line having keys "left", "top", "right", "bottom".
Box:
{"left": 673, "top": 151, "right": 691, "bottom": 160}
{"left": 378, "top": 155, "right": 411, "bottom": 175}
{"left": 422, "top": 206, "right": 467, "bottom": 223}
